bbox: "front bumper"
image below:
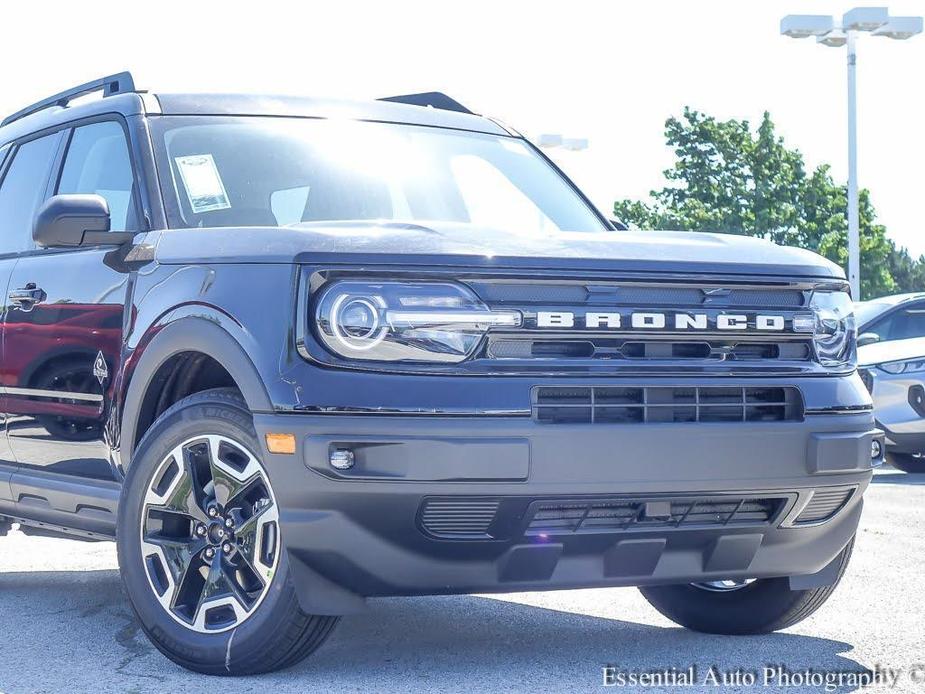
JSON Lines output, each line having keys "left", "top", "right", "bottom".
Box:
{"left": 253, "top": 409, "right": 878, "bottom": 614}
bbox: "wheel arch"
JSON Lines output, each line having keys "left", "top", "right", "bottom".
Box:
{"left": 118, "top": 316, "right": 273, "bottom": 470}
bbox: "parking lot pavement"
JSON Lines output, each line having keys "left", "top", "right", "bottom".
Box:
{"left": 1, "top": 468, "right": 923, "bottom": 694}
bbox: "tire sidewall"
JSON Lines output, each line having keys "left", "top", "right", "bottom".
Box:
{"left": 117, "top": 395, "right": 296, "bottom": 669}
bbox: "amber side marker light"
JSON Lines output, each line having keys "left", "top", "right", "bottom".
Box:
{"left": 265, "top": 433, "right": 296, "bottom": 455}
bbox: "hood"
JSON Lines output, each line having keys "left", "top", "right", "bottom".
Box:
{"left": 150, "top": 221, "right": 845, "bottom": 279}
{"left": 858, "top": 337, "right": 925, "bottom": 367}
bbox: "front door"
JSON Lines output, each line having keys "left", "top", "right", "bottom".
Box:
{"left": 0, "top": 133, "right": 64, "bottom": 498}
{"left": 3, "top": 120, "right": 140, "bottom": 482}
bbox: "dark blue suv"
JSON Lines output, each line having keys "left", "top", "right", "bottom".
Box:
{"left": 0, "top": 73, "right": 880, "bottom": 674}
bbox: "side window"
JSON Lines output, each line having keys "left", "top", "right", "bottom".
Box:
{"left": 57, "top": 121, "right": 137, "bottom": 232}
{"left": 891, "top": 305, "right": 925, "bottom": 340}
{"left": 0, "top": 133, "right": 61, "bottom": 255}
{"left": 866, "top": 314, "right": 895, "bottom": 340}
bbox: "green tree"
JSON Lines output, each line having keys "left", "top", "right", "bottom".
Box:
{"left": 614, "top": 107, "right": 922, "bottom": 300}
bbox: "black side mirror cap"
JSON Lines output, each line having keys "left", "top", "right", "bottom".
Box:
{"left": 33, "top": 194, "right": 134, "bottom": 248}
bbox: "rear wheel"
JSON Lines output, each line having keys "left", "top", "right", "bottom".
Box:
{"left": 639, "top": 539, "right": 853, "bottom": 634}
{"left": 887, "top": 452, "right": 925, "bottom": 474}
{"left": 117, "top": 388, "right": 338, "bottom": 675}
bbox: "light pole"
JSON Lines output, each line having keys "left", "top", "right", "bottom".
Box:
{"left": 781, "top": 8, "right": 922, "bottom": 299}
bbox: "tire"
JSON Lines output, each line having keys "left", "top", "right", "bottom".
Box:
{"left": 887, "top": 452, "right": 925, "bottom": 474}
{"left": 638, "top": 538, "right": 854, "bottom": 635}
{"left": 117, "top": 388, "right": 339, "bottom": 675}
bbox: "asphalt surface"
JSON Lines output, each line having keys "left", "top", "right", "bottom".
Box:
{"left": 0, "top": 468, "right": 923, "bottom": 694}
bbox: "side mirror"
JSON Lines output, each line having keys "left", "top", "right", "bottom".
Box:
{"left": 857, "top": 332, "right": 880, "bottom": 347}
{"left": 33, "top": 194, "right": 134, "bottom": 248}
{"left": 609, "top": 218, "right": 629, "bottom": 231}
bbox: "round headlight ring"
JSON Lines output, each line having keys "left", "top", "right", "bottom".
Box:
{"left": 329, "top": 293, "right": 388, "bottom": 352}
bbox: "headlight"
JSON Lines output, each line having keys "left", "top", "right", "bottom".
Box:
{"left": 878, "top": 358, "right": 925, "bottom": 375}
{"left": 315, "top": 280, "right": 521, "bottom": 363}
{"left": 794, "top": 291, "right": 856, "bottom": 368}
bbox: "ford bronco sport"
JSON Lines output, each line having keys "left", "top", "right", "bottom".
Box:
{"left": 0, "top": 73, "right": 881, "bottom": 675}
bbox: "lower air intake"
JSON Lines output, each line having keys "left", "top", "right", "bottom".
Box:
{"left": 532, "top": 386, "right": 802, "bottom": 424}
{"left": 419, "top": 498, "right": 500, "bottom": 539}
{"left": 794, "top": 488, "right": 855, "bottom": 524}
{"left": 526, "top": 496, "right": 786, "bottom": 535}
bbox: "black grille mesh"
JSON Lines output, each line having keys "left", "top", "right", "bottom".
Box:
{"left": 526, "top": 496, "right": 785, "bottom": 535}
{"left": 488, "top": 338, "right": 812, "bottom": 362}
{"left": 794, "top": 488, "right": 854, "bottom": 524}
{"left": 419, "top": 499, "right": 500, "bottom": 538}
{"left": 532, "top": 386, "right": 802, "bottom": 424}
{"left": 470, "top": 282, "right": 805, "bottom": 308}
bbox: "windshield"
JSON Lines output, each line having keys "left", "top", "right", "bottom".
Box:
{"left": 151, "top": 116, "right": 607, "bottom": 234}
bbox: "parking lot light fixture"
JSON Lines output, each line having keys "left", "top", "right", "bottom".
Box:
{"left": 781, "top": 7, "right": 923, "bottom": 299}
{"left": 872, "top": 16, "right": 924, "bottom": 39}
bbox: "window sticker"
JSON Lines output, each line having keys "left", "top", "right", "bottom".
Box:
{"left": 174, "top": 154, "right": 231, "bottom": 213}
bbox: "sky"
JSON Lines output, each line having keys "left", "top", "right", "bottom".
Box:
{"left": 2, "top": 0, "right": 923, "bottom": 259}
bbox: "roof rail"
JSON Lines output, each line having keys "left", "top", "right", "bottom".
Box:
{"left": 378, "top": 92, "right": 473, "bottom": 114}
{"left": 1, "top": 71, "right": 136, "bottom": 127}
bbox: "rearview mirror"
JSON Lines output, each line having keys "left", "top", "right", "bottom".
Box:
{"left": 857, "top": 332, "right": 881, "bottom": 347}
{"left": 33, "top": 194, "right": 134, "bottom": 248}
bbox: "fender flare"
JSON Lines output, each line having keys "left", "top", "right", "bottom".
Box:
{"left": 119, "top": 317, "right": 272, "bottom": 467}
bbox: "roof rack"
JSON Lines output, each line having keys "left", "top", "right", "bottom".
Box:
{"left": 378, "top": 91, "right": 473, "bottom": 114}
{"left": 1, "top": 71, "right": 136, "bottom": 127}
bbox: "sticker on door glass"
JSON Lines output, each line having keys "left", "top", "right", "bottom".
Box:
{"left": 174, "top": 154, "right": 231, "bottom": 213}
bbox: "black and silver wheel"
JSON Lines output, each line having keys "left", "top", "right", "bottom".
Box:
{"left": 639, "top": 539, "right": 854, "bottom": 635}
{"left": 117, "top": 388, "right": 338, "bottom": 675}
{"left": 139, "top": 433, "right": 280, "bottom": 632}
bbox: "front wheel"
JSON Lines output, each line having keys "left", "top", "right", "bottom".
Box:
{"left": 638, "top": 539, "right": 854, "bottom": 635}
{"left": 117, "top": 388, "right": 338, "bottom": 675}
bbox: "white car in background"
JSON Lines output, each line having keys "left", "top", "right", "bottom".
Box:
{"left": 858, "top": 336, "right": 925, "bottom": 473}
{"left": 855, "top": 292, "right": 925, "bottom": 347}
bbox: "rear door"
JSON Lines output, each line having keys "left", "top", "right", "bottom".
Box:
{"left": 0, "top": 134, "right": 64, "bottom": 501}
{"left": 3, "top": 119, "right": 139, "bottom": 482}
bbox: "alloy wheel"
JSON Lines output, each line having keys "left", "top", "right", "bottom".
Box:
{"left": 139, "top": 434, "right": 280, "bottom": 633}
{"left": 690, "top": 579, "right": 756, "bottom": 592}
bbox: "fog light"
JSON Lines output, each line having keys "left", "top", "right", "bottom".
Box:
{"left": 330, "top": 449, "right": 355, "bottom": 470}
{"left": 871, "top": 439, "right": 883, "bottom": 459}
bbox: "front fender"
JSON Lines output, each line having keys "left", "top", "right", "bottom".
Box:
{"left": 117, "top": 315, "right": 273, "bottom": 469}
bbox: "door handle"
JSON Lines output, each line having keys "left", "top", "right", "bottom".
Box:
{"left": 9, "top": 283, "right": 46, "bottom": 310}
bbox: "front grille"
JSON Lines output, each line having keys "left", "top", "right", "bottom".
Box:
{"left": 532, "top": 386, "right": 802, "bottom": 424}
{"left": 526, "top": 496, "right": 786, "bottom": 535}
{"left": 794, "top": 488, "right": 854, "bottom": 524}
{"left": 467, "top": 279, "right": 819, "bottom": 372}
{"left": 419, "top": 498, "right": 501, "bottom": 538}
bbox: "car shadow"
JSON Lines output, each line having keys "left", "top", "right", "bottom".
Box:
{"left": 0, "top": 568, "right": 871, "bottom": 693}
